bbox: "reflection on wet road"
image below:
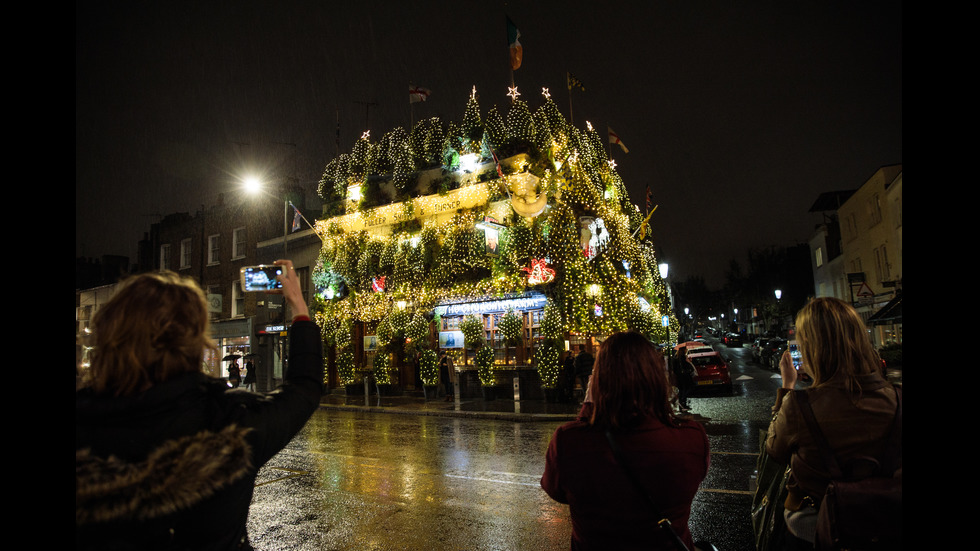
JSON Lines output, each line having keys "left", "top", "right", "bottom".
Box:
{"left": 247, "top": 345, "right": 778, "bottom": 550}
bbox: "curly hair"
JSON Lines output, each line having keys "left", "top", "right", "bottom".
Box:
{"left": 795, "top": 297, "right": 880, "bottom": 391}
{"left": 87, "top": 271, "right": 216, "bottom": 397}
{"left": 588, "top": 331, "right": 677, "bottom": 429}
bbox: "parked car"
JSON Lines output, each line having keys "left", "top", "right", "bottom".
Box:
{"left": 760, "top": 338, "right": 786, "bottom": 370}
{"left": 768, "top": 340, "right": 789, "bottom": 371}
{"left": 687, "top": 349, "right": 733, "bottom": 394}
{"left": 723, "top": 333, "right": 742, "bottom": 347}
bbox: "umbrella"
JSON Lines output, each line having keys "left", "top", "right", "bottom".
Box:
{"left": 243, "top": 353, "right": 258, "bottom": 359}
{"left": 223, "top": 354, "right": 242, "bottom": 361}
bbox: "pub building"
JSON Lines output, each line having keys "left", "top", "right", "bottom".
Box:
{"left": 310, "top": 88, "right": 678, "bottom": 398}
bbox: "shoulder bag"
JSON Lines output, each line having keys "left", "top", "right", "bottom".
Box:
{"left": 794, "top": 386, "right": 902, "bottom": 550}
{"left": 605, "top": 429, "right": 690, "bottom": 551}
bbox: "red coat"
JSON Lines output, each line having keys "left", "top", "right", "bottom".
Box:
{"left": 541, "top": 404, "right": 709, "bottom": 551}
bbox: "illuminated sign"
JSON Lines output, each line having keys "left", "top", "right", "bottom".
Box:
{"left": 434, "top": 293, "right": 547, "bottom": 317}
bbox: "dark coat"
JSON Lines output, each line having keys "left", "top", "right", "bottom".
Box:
{"left": 75, "top": 320, "right": 324, "bottom": 551}
{"left": 573, "top": 351, "right": 594, "bottom": 377}
{"left": 541, "top": 404, "right": 710, "bottom": 550}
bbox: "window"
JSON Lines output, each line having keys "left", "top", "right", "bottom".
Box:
{"left": 180, "top": 238, "right": 192, "bottom": 269}
{"left": 160, "top": 244, "right": 171, "bottom": 270}
{"left": 232, "top": 281, "right": 245, "bottom": 318}
{"left": 233, "top": 227, "right": 246, "bottom": 259}
{"left": 208, "top": 235, "right": 220, "bottom": 265}
{"left": 815, "top": 247, "right": 824, "bottom": 268}
{"left": 867, "top": 194, "right": 882, "bottom": 226}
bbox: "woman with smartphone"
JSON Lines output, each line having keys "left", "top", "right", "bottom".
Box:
{"left": 766, "top": 297, "right": 900, "bottom": 549}
{"left": 76, "top": 259, "right": 321, "bottom": 550}
{"left": 541, "top": 332, "right": 710, "bottom": 550}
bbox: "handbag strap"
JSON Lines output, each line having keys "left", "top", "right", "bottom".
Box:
{"left": 794, "top": 384, "right": 902, "bottom": 479}
{"left": 605, "top": 429, "right": 690, "bottom": 551}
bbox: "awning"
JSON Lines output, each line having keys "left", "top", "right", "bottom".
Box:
{"left": 867, "top": 290, "right": 902, "bottom": 325}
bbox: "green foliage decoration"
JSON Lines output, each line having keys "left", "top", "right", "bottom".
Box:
{"left": 418, "top": 348, "right": 439, "bottom": 386}
{"left": 498, "top": 309, "right": 523, "bottom": 346}
{"left": 459, "top": 314, "right": 485, "bottom": 349}
{"left": 535, "top": 341, "right": 562, "bottom": 389}
{"left": 476, "top": 346, "right": 495, "bottom": 386}
{"left": 373, "top": 351, "right": 393, "bottom": 384}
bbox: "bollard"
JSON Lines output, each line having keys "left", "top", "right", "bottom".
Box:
{"left": 364, "top": 374, "right": 370, "bottom": 406}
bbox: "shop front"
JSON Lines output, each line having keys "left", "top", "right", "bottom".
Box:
{"left": 207, "top": 318, "right": 253, "bottom": 387}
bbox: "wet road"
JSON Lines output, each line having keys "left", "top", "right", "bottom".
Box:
{"left": 247, "top": 343, "right": 781, "bottom": 551}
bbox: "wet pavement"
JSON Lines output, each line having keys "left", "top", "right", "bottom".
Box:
{"left": 317, "top": 389, "right": 585, "bottom": 422}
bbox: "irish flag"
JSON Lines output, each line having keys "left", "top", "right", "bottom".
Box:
{"left": 507, "top": 17, "right": 522, "bottom": 71}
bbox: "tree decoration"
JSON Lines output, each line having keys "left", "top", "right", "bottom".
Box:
{"left": 373, "top": 350, "right": 393, "bottom": 385}
{"left": 535, "top": 341, "right": 561, "bottom": 389}
{"left": 418, "top": 348, "right": 439, "bottom": 386}
{"left": 476, "top": 346, "right": 495, "bottom": 386}
{"left": 459, "top": 314, "right": 485, "bottom": 349}
{"left": 498, "top": 309, "right": 523, "bottom": 346}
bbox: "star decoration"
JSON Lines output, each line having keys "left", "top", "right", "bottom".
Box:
{"left": 541, "top": 87, "right": 550, "bottom": 99}
{"left": 608, "top": 159, "right": 617, "bottom": 169}
{"left": 507, "top": 86, "right": 521, "bottom": 100}
{"left": 471, "top": 85, "right": 477, "bottom": 100}
{"left": 361, "top": 130, "right": 371, "bottom": 140}
{"left": 586, "top": 121, "right": 593, "bottom": 131}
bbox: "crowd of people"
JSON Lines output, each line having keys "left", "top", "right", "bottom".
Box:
{"left": 76, "top": 260, "right": 898, "bottom": 550}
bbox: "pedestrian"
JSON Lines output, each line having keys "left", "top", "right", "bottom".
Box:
{"left": 228, "top": 359, "right": 241, "bottom": 388}
{"left": 541, "top": 331, "right": 710, "bottom": 551}
{"left": 562, "top": 350, "right": 576, "bottom": 403}
{"left": 766, "top": 297, "right": 901, "bottom": 549}
{"left": 76, "top": 260, "right": 323, "bottom": 550}
{"left": 573, "top": 344, "right": 594, "bottom": 401}
{"left": 243, "top": 359, "right": 256, "bottom": 391}
{"left": 439, "top": 352, "right": 455, "bottom": 401}
{"left": 672, "top": 346, "right": 696, "bottom": 411}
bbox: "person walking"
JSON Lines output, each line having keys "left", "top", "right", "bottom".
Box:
{"left": 243, "top": 359, "right": 256, "bottom": 391}
{"left": 76, "top": 260, "right": 323, "bottom": 550}
{"left": 228, "top": 360, "right": 241, "bottom": 388}
{"left": 573, "top": 344, "right": 594, "bottom": 401}
{"left": 766, "top": 297, "right": 901, "bottom": 549}
{"left": 541, "top": 331, "right": 710, "bottom": 551}
{"left": 561, "top": 350, "right": 576, "bottom": 403}
{"left": 672, "top": 347, "right": 696, "bottom": 411}
{"left": 439, "top": 352, "right": 455, "bottom": 401}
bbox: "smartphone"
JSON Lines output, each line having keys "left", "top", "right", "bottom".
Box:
{"left": 788, "top": 341, "right": 802, "bottom": 370}
{"left": 240, "top": 265, "right": 283, "bottom": 292}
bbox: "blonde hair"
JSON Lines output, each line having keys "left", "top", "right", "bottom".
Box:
{"left": 87, "top": 271, "right": 216, "bottom": 396}
{"left": 795, "top": 297, "right": 879, "bottom": 391}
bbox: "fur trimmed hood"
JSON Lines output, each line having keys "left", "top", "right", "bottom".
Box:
{"left": 76, "top": 424, "right": 252, "bottom": 526}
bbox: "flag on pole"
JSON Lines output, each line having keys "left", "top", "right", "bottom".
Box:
{"left": 507, "top": 16, "right": 522, "bottom": 71}
{"left": 608, "top": 127, "right": 629, "bottom": 153}
{"left": 567, "top": 72, "right": 585, "bottom": 91}
{"left": 291, "top": 202, "right": 302, "bottom": 232}
{"left": 409, "top": 84, "right": 431, "bottom": 103}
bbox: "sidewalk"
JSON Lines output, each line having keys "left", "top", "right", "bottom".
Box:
{"left": 318, "top": 389, "right": 582, "bottom": 422}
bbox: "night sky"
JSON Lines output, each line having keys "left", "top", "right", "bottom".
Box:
{"left": 76, "top": 1, "right": 902, "bottom": 289}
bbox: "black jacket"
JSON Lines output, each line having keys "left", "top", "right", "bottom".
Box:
{"left": 76, "top": 320, "right": 323, "bottom": 550}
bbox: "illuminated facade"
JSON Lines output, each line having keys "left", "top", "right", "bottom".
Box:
{"left": 311, "top": 88, "right": 677, "bottom": 395}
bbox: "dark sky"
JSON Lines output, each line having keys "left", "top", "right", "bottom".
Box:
{"left": 76, "top": 1, "right": 902, "bottom": 289}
